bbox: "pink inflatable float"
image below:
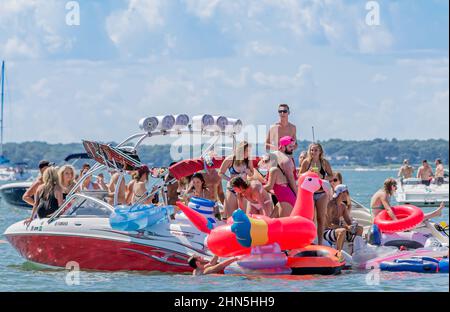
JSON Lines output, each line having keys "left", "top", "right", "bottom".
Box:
{"left": 177, "top": 172, "right": 327, "bottom": 257}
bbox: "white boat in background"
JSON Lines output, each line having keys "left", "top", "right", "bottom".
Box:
{"left": 396, "top": 176, "right": 449, "bottom": 208}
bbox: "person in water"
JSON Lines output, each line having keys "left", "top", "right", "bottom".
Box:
{"left": 219, "top": 141, "right": 254, "bottom": 219}
{"left": 435, "top": 159, "right": 445, "bottom": 185}
{"left": 265, "top": 104, "right": 298, "bottom": 153}
{"left": 58, "top": 165, "right": 77, "bottom": 200}
{"left": 299, "top": 143, "right": 333, "bottom": 246}
{"left": 398, "top": 159, "right": 414, "bottom": 181}
{"left": 260, "top": 153, "right": 296, "bottom": 217}
{"left": 230, "top": 177, "right": 274, "bottom": 216}
{"left": 22, "top": 160, "right": 53, "bottom": 206}
{"left": 25, "top": 167, "right": 64, "bottom": 225}
{"left": 417, "top": 160, "right": 434, "bottom": 186}
{"left": 324, "top": 184, "right": 363, "bottom": 255}
{"left": 188, "top": 255, "right": 239, "bottom": 276}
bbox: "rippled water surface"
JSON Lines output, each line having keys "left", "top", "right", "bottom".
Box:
{"left": 1, "top": 170, "right": 448, "bottom": 292}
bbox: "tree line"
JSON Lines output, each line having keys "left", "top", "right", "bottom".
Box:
{"left": 3, "top": 139, "right": 448, "bottom": 169}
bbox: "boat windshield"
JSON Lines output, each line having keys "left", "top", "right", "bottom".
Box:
{"left": 57, "top": 194, "right": 113, "bottom": 219}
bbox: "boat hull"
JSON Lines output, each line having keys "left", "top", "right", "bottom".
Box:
{"left": 0, "top": 182, "right": 32, "bottom": 208}
{"left": 4, "top": 216, "right": 210, "bottom": 273}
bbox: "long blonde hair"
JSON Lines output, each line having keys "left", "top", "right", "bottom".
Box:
{"left": 234, "top": 141, "right": 250, "bottom": 167}
{"left": 42, "top": 167, "right": 60, "bottom": 199}
{"left": 58, "top": 165, "right": 76, "bottom": 189}
{"left": 306, "top": 143, "right": 325, "bottom": 163}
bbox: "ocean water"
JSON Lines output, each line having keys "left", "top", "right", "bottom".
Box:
{"left": 0, "top": 170, "right": 448, "bottom": 292}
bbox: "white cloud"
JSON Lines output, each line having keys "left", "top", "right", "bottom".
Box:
{"left": 183, "top": 0, "right": 222, "bottom": 19}
{"left": 372, "top": 73, "right": 388, "bottom": 83}
{"left": 244, "top": 41, "right": 288, "bottom": 56}
{"left": 3, "top": 37, "right": 40, "bottom": 59}
{"left": 106, "top": 0, "right": 165, "bottom": 46}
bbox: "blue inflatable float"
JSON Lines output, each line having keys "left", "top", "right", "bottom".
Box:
{"left": 109, "top": 205, "right": 173, "bottom": 231}
{"left": 380, "top": 257, "right": 449, "bottom": 274}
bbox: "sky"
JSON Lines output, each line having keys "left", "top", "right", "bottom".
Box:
{"left": 0, "top": 0, "right": 449, "bottom": 144}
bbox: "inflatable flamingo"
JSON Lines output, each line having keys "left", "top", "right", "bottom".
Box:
{"left": 177, "top": 172, "right": 328, "bottom": 257}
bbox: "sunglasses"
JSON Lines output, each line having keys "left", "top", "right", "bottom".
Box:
{"left": 278, "top": 110, "right": 289, "bottom": 114}
{"left": 332, "top": 178, "right": 339, "bottom": 182}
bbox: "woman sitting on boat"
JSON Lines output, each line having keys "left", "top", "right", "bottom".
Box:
{"left": 25, "top": 167, "right": 64, "bottom": 225}
{"left": 80, "top": 167, "right": 103, "bottom": 191}
{"left": 184, "top": 173, "right": 213, "bottom": 202}
{"left": 259, "top": 153, "right": 296, "bottom": 217}
{"left": 219, "top": 141, "right": 254, "bottom": 219}
{"left": 58, "top": 165, "right": 77, "bottom": 200}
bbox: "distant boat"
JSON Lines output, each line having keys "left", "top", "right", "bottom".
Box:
{"left": 396, "top": 172, "right": 449, "bottom": 208}
{"left": 0, "top": 61, "right": 32, "bottom": 182}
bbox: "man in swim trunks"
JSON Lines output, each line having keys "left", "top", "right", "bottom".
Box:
{"left": 417, "top": 160, "right": 434, "bottom": 186}
{"left": 324, "top": 184, "right": 363, "bottom": 254}
{"left": 22, "top": 160, "right": 53, "bottom": 206}
{"left": 398, "top": 159, "right": 414, "bottom": 181}
{"left": 434, "top": 159, "right": 445, "bottom": 185}
{"left": 272, "top": 137, "right": 298, "bottom": 198}
{"left": 188, "top": 255, "right": 239, "bottom": 276}
{"left": 266, "top": 104, "right": 298, "bottom": 153}
{"left": 230, "top": 177, "right": 274, "bottom": 216}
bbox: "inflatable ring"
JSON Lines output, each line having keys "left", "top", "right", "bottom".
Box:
{"left": 374, "top": 205, "right": 424, "bottom": 233}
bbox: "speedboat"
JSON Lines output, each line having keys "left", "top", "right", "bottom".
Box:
{"left": 0, "top": 181, "right": 33, "bottom": 208}
{"left": 4, "top": 192, "right": 209, "bottom": 272}
{"left": 4, "top": 114, "right": 242, "bottom": 272}
{"left": 396, "top": 177, "right": 449, "bottom": 208}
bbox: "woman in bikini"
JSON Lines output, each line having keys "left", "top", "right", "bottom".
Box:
{"left": 58, "top": 165, "right": 77, "bottom": 200}
{"left": 260, "top": 153, "right": 296, "bottom": 217}
{"left": 230, "top": 177, "right": 273, "bottom": 216}
{"left": 131, "top": 165, "right": 154, "bottom": 205}
{"left": 184, "top": 173, "right": 213, "bottom": 202}
{"left": 219, "top": 141, "right": 254, "bottom": 219}
{"left": 299, "top": 143, "right": 333, "bottom": 245}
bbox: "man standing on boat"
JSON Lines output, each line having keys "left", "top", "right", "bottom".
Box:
{"left": 22, "top": 160, "right": 53, "bottom": 206}
{"left": 265, "top": 104, "right": 298, "bottom": 153}
{"left": 417, "top": 160, "right": 434, "bottom": 186}
{"left": 435, "top": 159, "right": 445, "bottom": 185}
{"left": 398, "top": 159, "right": 414, "bottom": 182}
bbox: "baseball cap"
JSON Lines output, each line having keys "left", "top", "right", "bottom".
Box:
{"left": 333, "top": 184, "right": 349, "bottom": 199}
{"left": 279, "top": 136, "right": 295, "bottom": 147}
{"left": 38, "top": 160, "right": 54, "bottom": 169}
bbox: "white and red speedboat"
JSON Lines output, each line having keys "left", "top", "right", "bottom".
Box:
{"left": 4, "top": 114, "right": 243, "bottom": 272}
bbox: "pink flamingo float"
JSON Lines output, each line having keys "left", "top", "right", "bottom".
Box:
{"left": 177, "top": 172, "right": 330, "bottom": 257}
